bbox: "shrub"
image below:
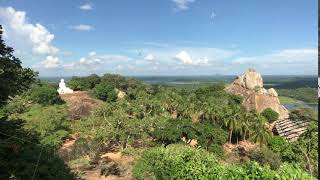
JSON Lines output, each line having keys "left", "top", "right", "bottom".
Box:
{"left": 133, "top": 144, "right": 315, "bottom": 179}
{"left": 0, "top": 119, "right": 75, "bottom": 179}
{"left": 18, "top": 104, "right": 71, "bottom": 146}
{"left": 248, "top": 146, "right": 282, "bottom": 170}
{"left": 151, "top": 119, "right": 196, "bottom": 146}
{"left": 261, "top": 108, "right": 279, "bottom": 122}
{"left": 133, "top": 144, "right": 221, "bottom": 179}
{"left": 29, "top": 84, "right": 64, "bottom": 105}
{"left": 267, "top": 136, "right": 297, "bottom": 163}
{"left": 93, "top": 83, "right": 117, "bottom": 102}
{"left": 68, "top": 74, "right": 101, "bottom": 91}
{"left": 4, "top": 95, "right": 29, "bottom": 115}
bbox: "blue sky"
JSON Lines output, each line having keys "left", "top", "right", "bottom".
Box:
{"left": 0, "top": 0, "right": 317, "bottom": 76}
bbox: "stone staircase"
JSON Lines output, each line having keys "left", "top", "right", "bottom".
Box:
{"left": 274, "top": 118, "right": 310, "bottom": 142}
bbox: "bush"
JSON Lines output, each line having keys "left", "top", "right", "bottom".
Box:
{"left": 0, "top": 119, "right": 75, "bottom": 179}
{"left": 267, "top": 136, "right": 297, "bottom": 163}
{"left": 261, "top": 108, "right": 279, "bottom": 122}
{"left": 4, "top": 95, "right": 29, "bottom": 115}
{"left": 133, "top": 144, "right": 221, "bottom": 179}
{"left": 133, "top": 144, "right": 315, "bottom": 179}
{"left": 18, "top": 104, "right": 71, "bottom": 146}
{"left": 29, "top": 84, "right": 64, "bottom": 105}
{"left": 248, "top": 146, "right": 282, "bottom": 170}
{"left": 93, "top": 83, "right": 117, "bottom": 102}
{"left": 68, "top": 74, "right": 101, "bottom": 91}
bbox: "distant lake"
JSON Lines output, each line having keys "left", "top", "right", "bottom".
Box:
{"left": 283, "top": 103, "right": 318, "bottom": 110}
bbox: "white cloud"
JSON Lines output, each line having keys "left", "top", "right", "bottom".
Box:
{"left": 89, "top": 51, "right": 96, "bottom": 56}
{"left": 232, "top": 48, "right": 317, "bottom": 65}
{"left": 172, "top": 0, "right": 195, "bottom": 10}
{"left": 175, "top": 50, "right": 208, "bottom": 65}
{"left": 79, "top": 57, "right": 101, "bottom": 66}
{"left": 40, "top": 55, "right": 61, "bottom": 68}
{"left": 0, "top": 7, "right": 58, "bottom": 55}
{"left": 144, "top": 53, "right": 156, "bottom": 61}
{"left": 79, "top": 3, "right": 93, "bottom": 11}
{"left": 63, "top": 63, "right": 76, "bottom": 70}
{"left": 175, "top": 51, "right": 193, "bottom": 64}
{"left": 78, "top": 52, "right": 131, "bottom": 67}
{"left": 71, "top": 24, "right": 93, "bottom": 31}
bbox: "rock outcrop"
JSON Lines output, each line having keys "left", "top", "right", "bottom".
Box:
{"left": 225, "top": 69, "right": 289, "bottom": 120}
{"left": 115, "top": 88, "right": 126, "bottom": 99}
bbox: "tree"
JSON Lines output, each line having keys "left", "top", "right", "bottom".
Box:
{"left": 0, "top": 25, "right": 37, "bottom": 105}
{"left": 68, "top": 74, "right": 101, "bottom": 91}
{"left": 93, "top": 83, "right": 117, "bottom": 102}
{"left": 224, "top": 106, "right": 242, "bottom": 143}
{"left": 250, "top": 114, "right": 271, "bottom": 145}
{"left": 261, "top": 108, "right": 279, "bottom": 123}
{"left": 29, "top": 83, "right": 64, "bottom": 105}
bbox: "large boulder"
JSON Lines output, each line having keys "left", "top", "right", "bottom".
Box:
{"left": 225, "top": 69, "right": 289, "bottom": 120}
{"left": 233, "top": 69, "right": 263, "bottom": 90}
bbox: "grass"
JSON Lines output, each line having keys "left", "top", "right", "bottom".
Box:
{"left": 279, "top": 96, "right": 304, "bottom": 104}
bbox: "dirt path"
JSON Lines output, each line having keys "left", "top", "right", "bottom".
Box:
{"left": 60, "top": 91, "right": 103, "bottom": 120}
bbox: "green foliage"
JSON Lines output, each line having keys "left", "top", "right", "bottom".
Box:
{"left": 151, "top": 119, "right": 185, "bottom": 146}
{"left": 17, "top": 104, "right": 71, "bottom": 146}
{"left": 278, "top": 96, "right": 304, "bottom": 104}
{"left": 277, "top": 88, "right": 317, "bottom": 103}
{"left": 248, "top": 146, "right": 282, "bottom": 170}
{"left": 133, "top": 144, "right": 315, "bottom": 180}
{"left": 0, "top": 25, "right": 38, "bottom": 105}
{"left": 196, "top": 122, "right": 227, "bottom": 156}
{"left": 100, "top": 74, "right": 130, "bottom": 90}
{"left": 4, "top": 94, "right": 29, "bottom": 115}
{"left": 293, "top": 121, "right": 318, "bottom": 176}
{"left": 0, "top": 118, "right": 75, "bottom": 179}
{"left": 268, "top": 121, "right": 318, "bottom": 177}
{"left": 92, "top": 83, "right": 117, "bottom": 102}
{"left": 261, "top": 108, "right": 279, "bottom": 123}
{"left": 290, "top": 108, "right": 318, "bottom": 121}
{"left": 267, "top": 136, "right": 297, "bottom": 163}
{"left": 29, "top": 83, "right": 64, "bottom": 105}
{"left": 133, "top": 144, "right": 221, "bottom": 179}
{"left": 68, "top": 74, "right": 101, "bottom": 90}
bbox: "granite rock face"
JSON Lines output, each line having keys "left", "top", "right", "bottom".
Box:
{"left": 225, "top": 69, "right": 289, "bottom": 120}
{"left": 233, "top": 68, "right": 263, "bottom": 90}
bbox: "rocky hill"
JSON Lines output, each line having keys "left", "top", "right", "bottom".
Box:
{"left": 225, "top": 69, "right": 289, "bottom": 120}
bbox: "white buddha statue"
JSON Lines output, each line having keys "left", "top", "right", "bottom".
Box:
{"left": 57, "top": 79, "right": 73, "bottom": 94}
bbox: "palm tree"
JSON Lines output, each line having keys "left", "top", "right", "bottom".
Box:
{"left": 239, "top": 112, "right": 251, "bottom": 141}
{"left": 224, "top": 107, "right": 241, "bottom": 143}
{"left": 250, "top": 113, "right": 271, "bottom": 145}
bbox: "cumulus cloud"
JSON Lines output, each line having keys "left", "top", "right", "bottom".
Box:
{"left": 175, "top": 50, "right": 208, "bottom": 65}
{"left": 79, "top": 3, "right": 93, "bottom": 10}
{"left": 63, "top": 63, "right": 76, "bottom": 70}
{"left": 232, "top": 48, "right": 317, "bottom": 65}
{"left": 144, "top": 53, "right": 156, "bottom": 61}
{"left": 172, "top": 0, "right": 195, "bottom": 10}
{"left": 78, "top": 51, "right": 132, "bottom": 68}
{"left": 40, "top": 55, "right": 61, "bottom": 68}
{"left": 0, "top": 7, "right": 58, "bottom": 55}
{"left": 71, "top": 24, "right": 93, "bottom": 31}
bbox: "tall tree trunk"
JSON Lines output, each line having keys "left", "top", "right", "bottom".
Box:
{"left": 243, "top": 131, "right": 246, "bottom": 141}
{"left": 229, "top": 129, "right": 233, "bottom": 144}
